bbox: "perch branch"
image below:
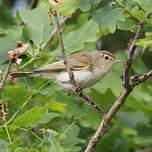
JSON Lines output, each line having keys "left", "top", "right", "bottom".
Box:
{"left": 85, "top": 21, "right": 150, "bottom": 152}
{"left": 53, "top": 10, "right": 105, "bottom": 116}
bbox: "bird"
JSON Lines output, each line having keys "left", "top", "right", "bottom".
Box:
{"left": 10, "top": 51, "right": 122, "bottom": 89}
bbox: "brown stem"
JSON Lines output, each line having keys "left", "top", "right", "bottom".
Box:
{"left": 131, "top": 70, "right": 152, "bottom": 86}
{"left": 40, "top": 16, "right": 70, "bottom": 50}
{"left": 123, "top": 21, "right": 145, "bottom": 88}
{"left": 53, "top": 11, "right": 105, "bottom": 116}
{"left": 0, "top": 61, "right": 13, "bottom": 90}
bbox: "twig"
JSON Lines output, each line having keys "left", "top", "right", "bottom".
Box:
{"left": 0, "top": 61, "right": 13, "bottom": 90}
{"left": 85, "top": 21, "right": 149, "bottom": 152}
{"left": 40, "top": 16, "right": 70, "bottom": 50}
{"left": 113, "top": 0, "right": 140, "bottom": 23}
{"left": 131, "top": 70, "right": 152, "bottom": 86}
{"left": 123, "top": 21, "right": 145, "bottom": 88}
{"left": 52, "top": 10, "right": 105, "bottom": 116}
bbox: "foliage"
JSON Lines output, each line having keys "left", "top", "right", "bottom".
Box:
{"left": 0, "top": 0, "right": 152, "bottom": 151}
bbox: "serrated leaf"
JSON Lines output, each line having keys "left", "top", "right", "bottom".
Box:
{"left": 92, "top": 7, "right": 124, "bottom": 34}
{"left": 12, "top": 106, "right": 48, "bottom": 128}
{"left": 19, "top": 1, "right": 52, "bottom": 44}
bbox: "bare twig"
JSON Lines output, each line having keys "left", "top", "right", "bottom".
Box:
{"left": 130, "top": 70, "right": 152, "bottom": 86}
{"left": 0, "top": 61, "right": 13, "bottom": 90}
{"left": 52, "top": 10, "right": 105, "bottom": 116}
{"left": 123, "top": 21, "right": 145, "bottom": 88}
{"left": 85, "top": 21, "right": 150, "bottom": 152}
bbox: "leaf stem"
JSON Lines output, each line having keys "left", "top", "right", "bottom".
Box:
{"left": 4, "top": 123, "right": 12, "bottom": 143}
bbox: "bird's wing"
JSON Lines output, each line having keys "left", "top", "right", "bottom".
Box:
{"left": 32, "top": 53, "right": 91, "bottom": 73}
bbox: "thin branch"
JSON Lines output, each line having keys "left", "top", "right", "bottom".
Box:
{"left": 85, "top": 88, "right": 132, "bottom": 152}
{"left": 0, "top": 61, "right": 13, "bottom": 90}
{"left": 123, "top": 21, "right": 145, "bottom": 88}
{"left": 131, "top": 70, "right": 152, "bottom": 86}
{"left": 113, "top": 0, "right": 140, "bottom": 23}
{"left": 53, "top": 10, "right": 105, "bottom": 116}
{"left": 40, "top": 16, "right": 70, "bottom": 50}
{"left": 85, "top": 21, "right": 149, "bottom": 152}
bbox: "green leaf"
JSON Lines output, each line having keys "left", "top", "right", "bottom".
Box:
{"left": 136, "top": 33, "right": 152, "bottom": 49}
{"left": 90, "top": 88, "right": 116, "bottom": 111}
{"left": 1, "top": 85, "right": 30, "bottom": 114}
{"left": 117, "top": 111, "right": 149, "bottom": 128}
{"left": 37, "top": 94, "right": 67, "bottom": 113}
{"left": 0, "top": 139, "right": 8, "bottom": 152}
{"left": 135, "top": 0, "right": 152, "bottom": 13}
{"left": 117, "top": 19, "right": 135, "bottom": 31}
{"left": 12, "top": 106, "right": 48, "bottom": 128}
{"left": 60, "top": 125, "right": 85, "bottom": 152}
{"left": 48, "top": 0, "right": 102, "bottom": 16}
{"left": 38, "top": 112, "right": 61, "bottom": 124}
{"left": 0, "top": 26, "right": 24, "bottom": 66}
{"left": 92, "top": 7, "right": 124, "bottom": 34}
{"left": 53, "top": 20, "right": 100, "bottom": 55}
{"left": 19, "top": 1, "right": 52, "bottom": 44}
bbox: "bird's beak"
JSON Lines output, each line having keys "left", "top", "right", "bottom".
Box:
{"left": 115, "top": 59, "right": 122, "bottom": 63}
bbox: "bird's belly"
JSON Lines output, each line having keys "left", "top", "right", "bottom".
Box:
{"left": 56, "top": 70, "right": 102, "bottom": 89}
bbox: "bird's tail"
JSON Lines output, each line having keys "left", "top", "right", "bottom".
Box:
{"left": 9, "top": 71, "right": 35, "bottom": 78}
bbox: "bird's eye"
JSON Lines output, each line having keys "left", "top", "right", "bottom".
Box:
{"left": 104, "top": 55, "right": 109, "bottom": 60}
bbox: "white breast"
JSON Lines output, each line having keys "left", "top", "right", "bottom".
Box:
{"left": 56, "top": 68, "right": 105, "bottom": 89}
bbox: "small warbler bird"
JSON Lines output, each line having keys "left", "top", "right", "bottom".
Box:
{"left": 10, "top": 51, "right": 121, "bottom": 89}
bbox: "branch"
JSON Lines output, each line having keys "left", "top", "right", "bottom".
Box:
{"left": 52, "top": 10, "right": 105, "bottom": 116}
{"left": 40, "top": 16, "right": 70, "bottom": 50}
{"left": 123, "top": 21, "right": 146, "bottom": 88}
{"left": 0, "top": 61, "right": 13, "bottom": 90}
{"left": 131, "top": 70, "right": 152, "bottom": 86}
{"left": 85, "top": 21, "right": 149, "bottom": 152}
